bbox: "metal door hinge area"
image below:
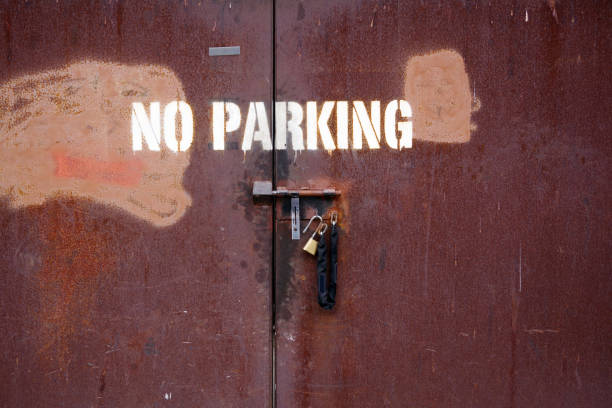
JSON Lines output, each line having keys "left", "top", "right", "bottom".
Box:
{"left": 252, "top": 181, "right": 340, "bottom": 240}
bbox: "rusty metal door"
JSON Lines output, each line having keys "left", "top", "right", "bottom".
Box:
{"left": 273, "top": 1, "right": 611, "bottom": 407}
{"left": 0, "top": 1, "right": 273, "bottom": 406}
{"left": 1, "top": 1, "right": 611, "bottom": 407}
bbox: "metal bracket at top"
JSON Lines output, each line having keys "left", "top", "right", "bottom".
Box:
{"left": 252, "top": 181, "right": 341, "bottom": 241}
{"left": 209, "top": 46, "right": 240, "bottom": 56}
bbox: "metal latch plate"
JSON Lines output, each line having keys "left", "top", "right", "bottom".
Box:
{"left": 291, "top": 196, "right": 300, "bottom": 240}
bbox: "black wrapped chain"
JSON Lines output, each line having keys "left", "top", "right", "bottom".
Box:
{"left": 316, "top": 214, "right": 338, "bottom": 309}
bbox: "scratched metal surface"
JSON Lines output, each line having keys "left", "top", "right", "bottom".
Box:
{"left": 274, "top": 1, "right": 611, "bottom": 407}
{"left": 0, "top": 1, "right": 272, "bottom": 407}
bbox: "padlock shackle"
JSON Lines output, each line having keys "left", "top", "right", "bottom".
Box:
{"left": 302, "top": 215, "right": 323, "bottom": 234}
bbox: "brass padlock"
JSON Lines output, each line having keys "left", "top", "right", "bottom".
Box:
{"left": 302, "top": 215, "right": 327, "bottom": 256}
{"left": 303, "top": 223, "right": 327, "bottom": 255}
{"left": 303, "top": 234, "right": 319, "bottom": 255}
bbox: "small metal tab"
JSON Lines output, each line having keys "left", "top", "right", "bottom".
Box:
{"left": 209, "top": 46, "right": 240, "bottom": 56}
{"left": 291, "top": 195, "right": 300, "bottom": 240}
{"left": 253, "top": 181, "right": 273, "bottom": 196}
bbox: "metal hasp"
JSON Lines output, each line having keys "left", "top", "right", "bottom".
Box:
{"left": 252, "top": 181, "right": 341, "bottom": 198}
{"left": 252, "top": 181, "right": 340, "bottom": 240}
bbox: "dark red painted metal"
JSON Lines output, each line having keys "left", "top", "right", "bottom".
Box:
{"left": 274, "top": 1, "right": 611, "bottom": 407}
{"left": 0, "top": 1, "right": 272, "bottom": 406}
{"left": 1, "top": 0, "right": 610, "bottom": 407}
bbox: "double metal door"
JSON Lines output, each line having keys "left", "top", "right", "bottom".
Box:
{"left": 1, "top": 1, "right": 610, "bottom": 407}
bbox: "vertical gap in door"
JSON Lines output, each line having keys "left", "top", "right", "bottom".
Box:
{"left": 271, "top": 0, "right": 277, "bottom": 407}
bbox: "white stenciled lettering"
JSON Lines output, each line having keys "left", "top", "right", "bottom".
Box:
{"left": 212, "top": 101, "right": 241, "bottom": 150}
{"left": 132, "top": 101, "right": 194, "bottom": 152}
{"left": 287, "top": 102, "right": 305, "bottom": 151}
{"left": 352, "top": 101, "right": 381, "bottom": 149}
{"left": 163, "top": 101, "right": 194, "bottom": 152}
{"left": 134, "top": 100, "right": 416, "bottom": 153}
{"left": 336, "top": 101, "right": 349, "bottom": 149}
{"left": 275, "top": 102, "right": 287, "bottom": 150}
{"left": 275, "top": 102, "right": 305, "bottom": 150}
{"left": 242, "top": 102, "right": 272, "bottom": 151}
{"left": 307, "top": 101, "right": 336, "bottom": 150}
{"left": 384, "top": 100, "right": 413, "bottom": 149}
{"left": 132, "top": 102, "right": 161, "bottom": 151}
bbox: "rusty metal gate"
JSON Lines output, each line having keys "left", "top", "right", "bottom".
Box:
{"left": 1, "top": 1, "right": 610, "bottom": 407}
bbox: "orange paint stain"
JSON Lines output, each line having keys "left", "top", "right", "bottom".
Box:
{"left": 404, "top": 49, "right": 478, "bottom": 144}
{"left": 53, "top": 151, "right": 144, "bottom": 186}
{"left": 1, "top": 61, "right": 192, "bottom": 227}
